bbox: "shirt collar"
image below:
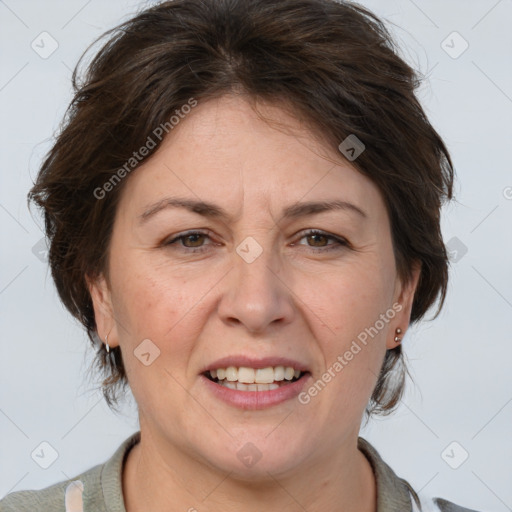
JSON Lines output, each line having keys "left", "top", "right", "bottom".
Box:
{"left": 100, "top": 432, "right": 413, "bottom": 512}
{"left": 358, "top": 436, "right": 414, "bottom": 511}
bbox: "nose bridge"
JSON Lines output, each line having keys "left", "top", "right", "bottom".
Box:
{"left": 218, "top": 233, "right": 294, "bottom": 332}
{"left": 236, "top": 234, "right": 277, "bottom": 291}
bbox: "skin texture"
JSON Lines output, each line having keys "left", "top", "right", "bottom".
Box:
{"left": 88, "top": 94, "right": 420, "bottom": 512}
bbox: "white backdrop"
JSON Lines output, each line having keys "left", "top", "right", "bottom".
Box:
{"left": 1, "top": 0, "right": 511, "bottom": 510}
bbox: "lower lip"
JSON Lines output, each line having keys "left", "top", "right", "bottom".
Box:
{"left": 200, "top": 374, "right": 311, "bottom": 410}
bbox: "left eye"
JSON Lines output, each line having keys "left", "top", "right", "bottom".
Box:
{"left": 293, "top": 230, "right": 348, "bottom": 251}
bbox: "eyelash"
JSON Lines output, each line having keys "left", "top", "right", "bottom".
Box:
{"left": 162, "top": 229, "right": 349, "bottom": 254}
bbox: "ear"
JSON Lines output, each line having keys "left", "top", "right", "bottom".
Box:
{"left": 386, "top": 262, "right": 421, "bottom": 349}
{"left": 86, "top": 273, "right": 119, "bottom": 349}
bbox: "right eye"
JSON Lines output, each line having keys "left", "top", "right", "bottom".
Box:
{"left": 163, "top": 231, "right": 216, "bottom": 253}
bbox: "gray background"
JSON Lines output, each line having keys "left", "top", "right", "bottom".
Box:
{"left": 1, "top": 0, "right": 511, "bottom": 509}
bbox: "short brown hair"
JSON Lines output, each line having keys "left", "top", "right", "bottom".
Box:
{"left": 28, "top": 0, "right": 454, "bottom": 414}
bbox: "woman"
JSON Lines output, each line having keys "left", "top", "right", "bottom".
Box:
{"left": 0, "top": 0, "right": 480, "bottom": 510}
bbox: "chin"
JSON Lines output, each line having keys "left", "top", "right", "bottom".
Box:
{"left": 194, "top": 429, "right": 315, "bottom": 480}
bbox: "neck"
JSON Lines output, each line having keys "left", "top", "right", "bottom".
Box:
{"left": 122, "top": 428, "right": 376, "bottom": 512}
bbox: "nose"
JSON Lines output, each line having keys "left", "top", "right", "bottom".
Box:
{"left": 217, "top": 240, "right": 295, "bottom": 334}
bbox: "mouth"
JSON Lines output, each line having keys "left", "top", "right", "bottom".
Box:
{"left": 203, "top": 365, "right": 308, "bottom": 392}
{"left": 199, "top": 357, "right": 312, "bottom": 409}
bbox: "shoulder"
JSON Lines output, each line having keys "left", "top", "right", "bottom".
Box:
{"left": 411, "top": 493, "right": 482, "bottom": 512}
{"left": 358, "top": 436, "right": 483, "bottom": 512}
{"left": 0, "top": 431, "right": 140, "bottom": 512}
{"left": 433, "top": 497, "right": 481, "bottom": 512}
{"left": 0, "top": 468, "right": 100, "bottom": 512}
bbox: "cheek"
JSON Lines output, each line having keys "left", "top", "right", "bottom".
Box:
{"left": 110, "top": 265, "right": 206, "bottom": 414}
{"left": 296, "top": 258, "right": 394, "bottom": 398}
{"left": 110, "top": 255, "right": 186, "bottom": 335}
{"left": 109, "top": 256, "right": 219, "bottom": 372}
{"left": 302, "top": 259, "right": 395, "bottom": 342}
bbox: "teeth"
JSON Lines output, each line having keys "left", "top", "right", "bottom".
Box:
{"left": 208, "top": 365, "right": 302, "bottom": 384}
{"left": 284, "top": 367, "right": 295, "bottom": 380}
{"left": 237, "top": 367, "right": 255, "bottom": 384}
{"left": 225, "top": 366, "right": 238, "bottom": 382}
{"left": 274, "top": 366, "right": 285, "bottom": 381}
{"left": 255, "top": 367, "right": 274, "bottom": 383}
{"left": 219, "top": 381, "right": 281, "bottom": 391}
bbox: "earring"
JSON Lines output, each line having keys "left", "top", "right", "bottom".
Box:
{"left": 394, "top": 328, "right": 402, "bottom": 344}
{"left": 104, "top": 331, "right": 116, "bottom": 366}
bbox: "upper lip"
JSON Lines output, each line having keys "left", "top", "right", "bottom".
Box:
{"left": 201, "top": 355, "right": 310, "bottom": 374}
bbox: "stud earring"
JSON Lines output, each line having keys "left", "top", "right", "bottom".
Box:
{"left": 394, "top": 328, "right": 402, "bottom": 344}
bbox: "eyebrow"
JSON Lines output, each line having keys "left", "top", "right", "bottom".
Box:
{"left": 138, "top": 197, "right": 367, "bottom": 224}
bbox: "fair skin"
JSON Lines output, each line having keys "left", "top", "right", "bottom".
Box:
{"left": 88, "top": 94, "right": 420, "bottom": 512}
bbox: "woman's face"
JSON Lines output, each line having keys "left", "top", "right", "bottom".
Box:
{"left": 90, "top": 94, "right": 418, "bottom": 478}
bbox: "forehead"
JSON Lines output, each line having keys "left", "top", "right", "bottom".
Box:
{"left": 116, "top": 95, "right": 386, "bottom": 222}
